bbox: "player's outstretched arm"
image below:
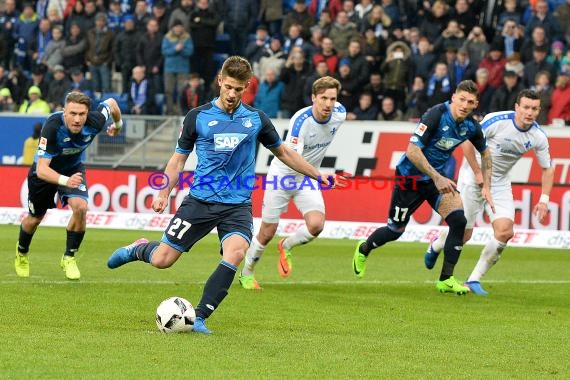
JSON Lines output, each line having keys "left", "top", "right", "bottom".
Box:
{"left": 533, "top": 166, "right": 554, "bottom": 221}
{"left": 102, "top": 98, "right": 124, "bottom": 137}
{"left": 479, "top": 148, "right": 495, "bottom": 213}
{"left": 406, "top": 143, "right": 457, "bottom": 194}
{"left": 152, "top": 152, "right": 188, "bottom": 213}
{"left": 270, "top": 144, "right": 332, "bottom": 188}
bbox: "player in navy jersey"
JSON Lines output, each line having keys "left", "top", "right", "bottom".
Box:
{"left": 15, "top": 91, "right": 124, "bottom": 280}
{"left": 352, "top": 80, "right": 495, "bottom": 295}
{"left": 107, "top": 56, "right": 337, "bottom": 334}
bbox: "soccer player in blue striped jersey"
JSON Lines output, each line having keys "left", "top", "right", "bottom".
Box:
{"left": 107, "top": 56, "right": 337, "bottom": 334}
{"left": 425, "top": 89, "right": 553, "bottom": 295}
{"left": 352, "top": 80, "right": 495, "bottom": 295}
{"left": 15, "top": 91, "right": 124, "bottom": 280}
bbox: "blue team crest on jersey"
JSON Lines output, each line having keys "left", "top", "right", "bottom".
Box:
{"left": 435, "top": 137, "right": 462, "bottom": 150}
{"left": 242, "top": 118, "right": 253, "bottom": 128}
{"left": 214, "top": 133, "right": 247, "bottom": 151}
{"left": 524, "top": 140, "right": 532, "bottom": 149}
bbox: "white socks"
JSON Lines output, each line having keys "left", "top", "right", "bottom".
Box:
{"left": 467, "top": 237, "right": 507, "bottom": 282}
{"left": 242, "top": 236, "right": 265, "bottom": 276}
{"left": 282, "top": 225, "right": 315, "bottom": 250}
{"left": 431, "top": 229, "right": 448, "bottom": 253}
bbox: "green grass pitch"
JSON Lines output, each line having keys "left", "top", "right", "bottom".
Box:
{"left": 1, "top": 225, "right": 568, "bottom": 379}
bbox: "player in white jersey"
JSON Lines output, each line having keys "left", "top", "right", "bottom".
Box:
{"left": 239, "top": 76, "right": 346, "bottom": 289}
{"left": 425, "top": 89, "right": 554, "bottom": 295}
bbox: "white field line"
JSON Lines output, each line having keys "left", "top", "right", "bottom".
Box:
{"left": 0, "top": 279, "right": 569, "bottom": 285}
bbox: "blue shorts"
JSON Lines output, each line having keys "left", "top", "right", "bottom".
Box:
{"left": 27, "top": 165, "right": 88, "bottom": 217}
{"left": 161, "top": 196, "right": 253, "bottom": 253}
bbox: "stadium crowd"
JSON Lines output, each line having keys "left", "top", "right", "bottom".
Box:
{"left": 0, "top": 0, "right": 569, "bottom": 124}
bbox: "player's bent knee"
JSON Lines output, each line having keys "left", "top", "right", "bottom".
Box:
{"left": 307, "top": 222, "right": 324, "bottom": 236}
{"left": 446, "top": 209, "right": 467, "bottom": 231}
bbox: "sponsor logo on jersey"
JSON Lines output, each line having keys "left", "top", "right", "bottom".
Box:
{"left": 459, "top": 127, "right": 467, "bottom": 136}
{"left": 214, "top": 133, "right": 247, "bottom": 151}
{"left": 208, "top": 120, "right": 219, "bottom": 127}
{"left": 83, "top": 136, "right": 91, "bottom": 142}
{"left": 39, "top": 137, "right": 47, "bottom": 150}
{"left": 63, "top": 137, "right": 71, "bottom": 142}
{"left": 242, "top": 118, "right": 252, "bottom": 128}
{"left": 442, "top": 125, "right": 449, "bottom": 131}
{"left": 435, "top": 137, "right": 462, "bottom": 150}
{"left": 62, "top": 148, "right": 82, "bottom": 155}
{"left": 415, "top": 123, "right": 428, "bottom": 136}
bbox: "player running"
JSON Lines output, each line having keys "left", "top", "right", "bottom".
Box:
{"left": 15, "top": 91, "right": 123, "bottom": 279}
{"left": 352, "top": 80, "right": 495, "bottom": 295}
{"left": 424, "top": 89, "right": 553, "bottom": 295}
{"left": 239, "top": 76, "right": 346, "bottom": 289}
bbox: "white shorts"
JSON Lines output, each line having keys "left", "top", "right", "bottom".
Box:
{"left": 261, "top": 183, "right": 325, "bottom": 223}
{"left": 458, "top": 182, "right": 514, "bottom": 228}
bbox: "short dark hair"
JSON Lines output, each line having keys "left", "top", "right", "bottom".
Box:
{"left": 516, "top": 89, "right": 540, "bottom": 104}
{"left": 455, "top": 80, "right": 479, "bottom": 98}
{"left": 220, "top": 56, "right": 252, "bottom": 83}
{"left": 65, "top": 91, "right": 91, "bottom": 109}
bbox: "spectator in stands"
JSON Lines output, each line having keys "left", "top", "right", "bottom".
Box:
{"left": 82, "top": 0, "right": 98, "bottom": 31}
{"left": 530, "top": 70, "right": 553, "bottom": 125}
{"left": 377, "top": 96, "right": 403, "bottom": 121}
{"left": 360, "top": 5, "right": 391, "bottom": 39}
{"left": 412, "top": 37, "right": 436, "bottom": 83}
{"left": 107, "top": 0, "right": 124, "bottom": 33}
{"left": 303, "top": 59, "right": 329, "bottom": 105}
{"left": 404, "top": 76, "right": 428, "bottom": 121}
{"left": 547, "top": 40, "right": 566, "bottom": 73}
{"left": 28, "top": 18, "right": 52, "bottom": 68}
{"left": 548, "top": 69, "right": 570, "bottom": 125}
{"left": 46, "top": 65, "right": 70, "bottom": 111}
{"left": 222, "top": 0, "right": 257, "bottom": 57}
{"left": 0, "top": 0, "right": 19, "bottom": 69}
{"left": 256, "top": 36, "right": 287, "bottom": 82}
{"left": 461, "top": 25, "right": 489, "bottom": 68}
{"left": 334, "top": 58, "right": 359, "bottom": 112}
{"left": 254, "top": 67, "right": 285, "bottom": 118}
{"left": 189, "top": 0, "right": 219, "bottom": 89}
{"left": 61, "top": 22, "right": 87, "bottom": 74}
{"left": 419, "top": 0, "right": 449, "bottom": 42}
{"left": 179, "top": 72, "right": 208, "bottom": 115}
{"left": 523, "top": 45, "right": 557, "bottom": 87}
{"left": 6, "top": 67, "right": 28, "bottom": 105}
{"left": 347, "top": 91, "right": 378, "bottom": 120}
{"left": 492, "top": 18, "right": 523, "bottom": 59}
{"left": 46, "top": 5, "right": 64, "bottom": 29}
{"left": 86, "top": 12, "right": 115, "bottom": 94}
{"left": 355, "top": 0, "right": 373, "bottom": 22}
{"left": 478, "top": 43, "right": 507, "bottom": 90}
{"left": 282, "top": 23, "right": 312, "bottom": 59}
{"left": 316, "top": 9, "right": 333, "bottom": 36}
{"left": 241, "top": 74, "right": 259, "bottom": 106}
{"left": 451, "top": 0, "right": 476, "bottom": 35}
{"left": 525, "top": 0, "right": 561, "bottom": 42}
{"left": 433, "top": 20, "right": 465, "bottom": 57}
{"left": 19, "top": 86, "right": 50, "bottom": 115}
{"left": 21, "top": 122, "right": 42, "bottom": 165}
{"left": 13, "top": 3, "right": 39, "bottom": 73}
{"left": 312, "top": 37, "right": 339, "bottom": 76}
{"left": 345, "top": 39, "right": 369, "bottom": 87}
{"left": 68, "top": 67, "right": 94, "bottom": 99}
{"left": 27, "top": 64, "right": 49, "bottom": 100}
{"left": 426, "top": 62, "right": 452, "bottom": 108}
{"left": 363, "top": 71, "right": 385, "bottom": 107}
{"left": 127, "top": 66, "right": 156, "bottom": 115}
{"left": 505, "top": 52, "right": 525, "bottom": 78}
{"left": 489, "top": 70, "right": 524, "bottom": 113}
{"left": 42, "top": 24, "right": 65, "bottom": 74}
{"left": 114, "top": 15, "right": 139, "bottom": 94}
{"left": 162, "top": 19, "right": 193, "bottom": 115}
{"left": 495, "top": 0, "right": 522, "bottom": 33}
{"left": 168, "top": 0, "right": 193, "bottom": 32}
{"left": 65, "top": 0, "right": 88, "bottom": 35}
{"left": 246, "top": 25, "right": 271, "bottom": 66}
{"left": 309, "top": 0, "right": 342, "bottom": 22}
{"left": 136, "top": 18, "right": 164, "bottom": 94}
{"left": 280, "top": 50, "right": 311, "bottom": 117}
{"left": 151, "top": 1, "right": 170, "bottom": 36}
{"left": 362, "top": 27, "right": 384, "bottom": 72}
{"left": 381, "top": 0, "right": 400, "bottom": 28}
{"left": 282, "top": 0, "right": 315, "bottom": 40}
{"left": 381, "top": 41, "right": 411, "bottom": 111}
{"left": 473, "top": 67, "right": 493, "bottom": 117}
{"left": 328, "top": 10, "right": 360, "bottom": 57}
{"left": 520, "top": 26, "right": 549, "bottom": 64}
{"left": 258, "top": 0, "right": 283, "bottom": 38}
{"left": 0, "top": 87, "right": 15, "bottom": 112}
{"left": 553, "top": 0, "right": 570, "bottom": 43}
{"left": 132, "top": 0, "right": 150, "bottom": 33}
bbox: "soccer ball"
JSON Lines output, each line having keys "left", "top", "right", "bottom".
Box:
{"left": 155, "top": 296, "right": 196, "bottom": 333}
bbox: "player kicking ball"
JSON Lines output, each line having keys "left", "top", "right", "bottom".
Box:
{"left": 352, "top": 80, "right": 495, "bottom": 295}
{"left": 424, "top": 89, "right": 553, "bottom": 295}
{"left": 239, "top": 76, "right": 346, "bottom": 289}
